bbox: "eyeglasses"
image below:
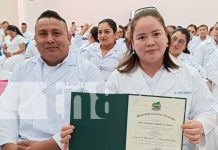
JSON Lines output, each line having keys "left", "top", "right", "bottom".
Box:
{"left": 171, "top": 36, "right": 186, "bottom": 47}
{"left": 134, "top": 7, "right": 157, "bottom": 16}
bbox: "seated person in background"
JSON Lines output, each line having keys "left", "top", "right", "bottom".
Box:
{"left": 169, "top": 28, "right": 192, "bottom": 64}
{"left": 0, "top": 25, "right": 26, "bottom": 72}
{"left": 0, "top": 10, "right": 103, "bottom": 150}
{"left": 24, "top": 40, "right": 39, "bottom": 59}
{"left": 81, "top": 19, "right": 127, "bottom": 81}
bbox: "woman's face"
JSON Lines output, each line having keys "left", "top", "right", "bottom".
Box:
{"left": 132, "top": 16, "right": 168, "bottom": 66}
{"left": 116, "top": 27, "right": 124, "bottom": 39}
{"left": 98, "top": 22, "right": 116, "bottom": 48}
{"left": 7, "top": 30, "right": 17, "bottom": 38}
{"left": 169, "top": 31, "right": 187, "bottom": 58}
{"left": 213, "top": 23, "right": 218, "bottom": 44}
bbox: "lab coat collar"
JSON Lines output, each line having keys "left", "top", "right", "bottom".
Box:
{"left": 30, "top": 50, "right": 78, "bottom": 89}
{"left": 129, "top": 65, "right": 180, "bottom": 95}
{"left": 31, "top": 49, "right": 77, "bottom": 66}
{"left": 98, "top": 42, "right": 120, "bottom": 57}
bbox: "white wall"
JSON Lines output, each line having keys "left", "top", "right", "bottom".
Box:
{"left": 0, "top": 0, "right": 19, "bottom": 26}
{"left": 2, "top": 0, "right": 218, "bottom": 32}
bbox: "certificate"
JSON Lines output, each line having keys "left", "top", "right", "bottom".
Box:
{"left": 126, "top": 95, "right": 186, "bottom": 150}
{"left": 69, "top": 93, "right": 186, "bottom": 150}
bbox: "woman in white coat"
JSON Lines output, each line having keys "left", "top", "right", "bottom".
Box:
{"left": 81, "top": 19, "right": 126, "bottom": 81}
{"left": 59, "top": 8, "right": 216, "bottom": 150}
{"left": 0, "top": 25, "right": 26, "bottom": 72}
{"left": 105, "top": 8, "right": 216, "bottom": 150}
{"left": 169, "top": 28, "right": 193, "bottom": 65}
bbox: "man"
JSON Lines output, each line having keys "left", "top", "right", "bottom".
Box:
{"left": 0, "top": 10, "right": 103, "bottom": 150}
{"left": 20, "top": 22, "right": 34, "bottom": 42}
{"left": 189, "top": 24, "right": 209, "bottom": 55}
{"left": 191, "top": 22, "right": 218, "bottom": 78}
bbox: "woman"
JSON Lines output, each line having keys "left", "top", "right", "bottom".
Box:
{"left": 0, "top": 25, "right": 26, "bottom": 72}
{"left": 60, "top": 8, "right": 216, "bottom": 150}
{"left": 81, "top": 19, "right": 126, "bottom": 81}
{"left": 116, "top": 25, "right": 125, "bottom": 39}
{"left": 169, "top": 28, "right": 192, "bottom": 64}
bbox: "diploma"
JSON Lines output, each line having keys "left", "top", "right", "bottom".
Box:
{"left": 126, "top": 95, "right": 186, "bottom": 150}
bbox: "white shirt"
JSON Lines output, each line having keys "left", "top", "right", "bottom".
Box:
{"left": 82, "top": 42, "right": 126, "bottom": 81}
{"left": 24, "top": 40, "right": 39, "bottom": 58}
{"left": 0, "top": 50, "right": 104, "bottom": 148}
{"left": 22, "top": 31, "right": 34, "bottom": 42}
{"left": 3, "top": 35, "right": 26, "bottom": 53}
{"left": 140, "top": 66, "right": 164, "bottom": 94}
{"left": 106, "top": 61, "right": 216, "bottom": 150}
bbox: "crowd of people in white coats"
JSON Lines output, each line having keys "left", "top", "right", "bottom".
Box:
{"left": 0, "top": 7, "right": 218, "bottom": 150}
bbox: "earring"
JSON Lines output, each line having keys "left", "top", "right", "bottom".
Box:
{"left": 132, "top": 50, "right": 135, "bottom": 54}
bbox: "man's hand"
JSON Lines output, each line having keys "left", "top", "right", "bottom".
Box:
{"left": 17, "top": 139, "right": 60, "bottom": 150}
{"left": 60, "top": 124, "right": 75, "bottom": 150}
{"left": 181, "top": 120, "right": 204, "bottom": 144}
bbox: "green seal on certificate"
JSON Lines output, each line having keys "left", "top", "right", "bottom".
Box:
{"left": 152, "top": 101, "right": 161, "bottom": 111}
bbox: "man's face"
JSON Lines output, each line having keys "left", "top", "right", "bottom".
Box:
{"left": 34, "top": 17, "right": 71, "bottom": 66}
{"left": 21, "top": 24, "right": 27, "bottom": 33}
{"left": 198, "top": 26, "right": 208, "bottom": 37}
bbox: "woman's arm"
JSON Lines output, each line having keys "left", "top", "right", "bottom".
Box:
{"left": 9, "top": 43, "right": 26, "bottom": 56}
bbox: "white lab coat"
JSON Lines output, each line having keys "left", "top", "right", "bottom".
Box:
{"left": 24, "top": 40, "right": 39, "bottom": 58}
{"left": 188, "top": 36, "right": 209, "bottom": 56}
{"left": 106, "top": 61, "right": 216, "bottom": 150}
{"left": 0, "top": 50, "right": 104, "bottom": 148}
{"left": 191, "top": 37, "right": 218, "bottom": 78}
{"left": 206, "top": 49, "right": 218, "bottom": 101}
{"left": 0, "top": 35, "right": 26, "bottom": 72}
{"left": 82, "top": 42, "right": 126, "bottom": 81}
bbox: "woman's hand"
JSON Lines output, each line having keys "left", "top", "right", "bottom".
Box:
{"left": 181, "top": 120, "right": 204, "bottom": 144}
{"left": 60, "top": 124, "right": 75, "bottom": 150}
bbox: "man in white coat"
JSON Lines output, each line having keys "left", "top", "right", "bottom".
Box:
{"left": 0, "top": 10, "right": 103, "bottom": 150}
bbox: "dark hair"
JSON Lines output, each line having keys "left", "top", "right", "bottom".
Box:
{"left": 7, "top": 25, "right": 23, "bottom": 37}
{"left": 167, "top": 25, "right": 176, "bottom": 30}
{"left": 172, "top": 28, "right": 191, "bottom": 54}
{"left": 118, "top": 25, "right": 125, "bottom": 38}
{"left": 21, "top": 22, "right": 27, "bottom": 26}
{"left": 98, "top": 18, "right": 117, "bottom": 33}
{"left": 90, "top": 26, "right": 99, "bottom": 42}
{"left": 2, "top": 21, "right": 9, "bottom": 25}
{"left": 197, "top": 24, "right": 208, "bottom": 31}
{"left": 36, "top": 10, "right": 68, "bottom": 30}
{"left": 187, "top": 24, "right": 197, "bottom": 32}
{"left": 209, "top": 26, "right": 214, "bottom": 35}
{"left": 118, "top": 9, "right": 178, "bottom": 73}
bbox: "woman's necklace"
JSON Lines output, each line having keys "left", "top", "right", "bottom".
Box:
{"left": 101, "top": 48, "right": 110, "bottom": 57}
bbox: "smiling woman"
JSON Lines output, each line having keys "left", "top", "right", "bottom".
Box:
{"left": 169, "top": 28, "right": 192, "bottom": 64}
{"left": 105, "top": 8, "right": 216, "bottom": 150}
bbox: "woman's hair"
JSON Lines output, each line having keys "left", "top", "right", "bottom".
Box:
{"left": 119, "top": 25, "right": 125, "bottom": 38}
{"left": 98, "top": 18, "right": 117, "bottom": 33}
{"left": 117, "top": 8, "right": 178, "bottom": 73}
{"left": 90, "top": 26, "right": 99, "bottom": 42}
{"left": 187, "top": 24, "right": 197, "bottom": 32}
{"left": 172, "top": 28, "right": 191, "bottom": 54}
{"left": 6, "top": 25, "right": 23, "bottom": 37}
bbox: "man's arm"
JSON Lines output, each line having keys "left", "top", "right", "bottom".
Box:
{"left": 2, "top": 143, "right": 17, "bottom": 150}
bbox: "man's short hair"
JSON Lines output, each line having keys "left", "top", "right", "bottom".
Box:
{"left": 21, "top": 22, "right": 27, "bottom": 26}
{"left": 198, "top": 24, "right": 208, "bottom": 31}
{"left": 36, "top": 10, "right": 68, "bottom": 29}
